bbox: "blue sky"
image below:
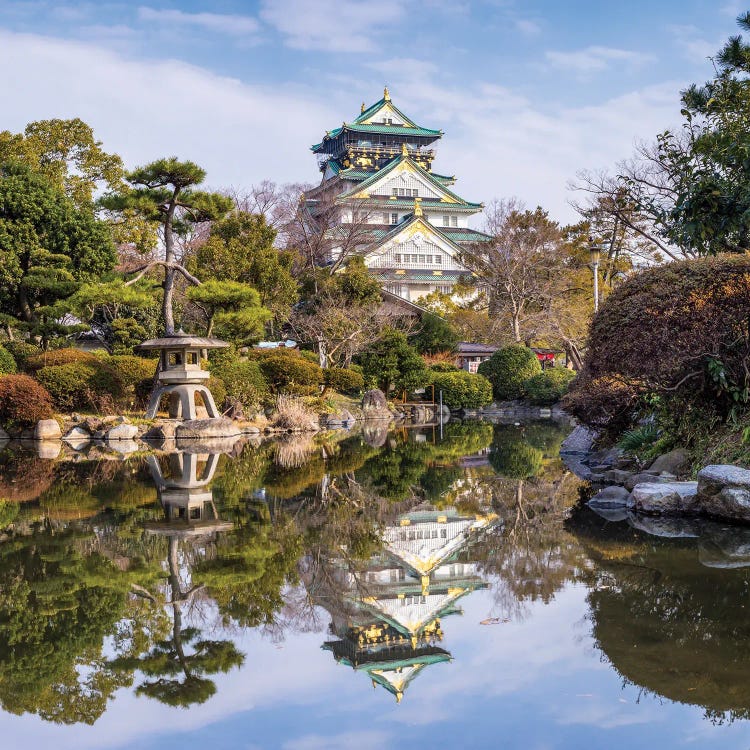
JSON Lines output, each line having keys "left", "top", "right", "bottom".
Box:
{"left": 0, "top": 0, "right": 745, "bottom": 221}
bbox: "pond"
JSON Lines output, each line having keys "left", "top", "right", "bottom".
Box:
{"left": 1, "top": 418, "right": 750, "bottom": 749}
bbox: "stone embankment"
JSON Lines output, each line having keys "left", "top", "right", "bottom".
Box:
{"left": 562, "top": 425, "right": 750, "bottom": 525}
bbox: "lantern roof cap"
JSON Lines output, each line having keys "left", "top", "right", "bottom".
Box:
{"left": 137, "top": 331, "right": 229, "bottom": 350}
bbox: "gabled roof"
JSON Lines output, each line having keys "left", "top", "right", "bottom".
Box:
{"left": 353, "top": 89, "right": 420, "bottom": 127}
{"left": 368, "top": 213, "right": 468, "bottom": 258}
{"left": 338, "top": 152, "right": 477, "bottom": 207}
{"left": 312, "top": 123, "right": 442, "bottom": 152}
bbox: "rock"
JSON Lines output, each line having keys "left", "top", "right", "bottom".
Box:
{"left": 34, "top": 419, "right": 61, "bottom": 440}
{"left": 143, "top": 422, "right": 178, "bottom": 441}
{"left": 362, "top": 389, "right": 388, "bottom": 414}
{"left": 603, "top": 469, "right": 634, "bottom": 486}
{"left": 106, "top": 423, "right": 139, "bottom": 441}
{"left": 174, "top": 418, "right": 241, "bottom": 440}
{"left": 36, "top": 440, "right": 61, "bottom": 459}
{"left": 112, "top": 415, "right": 131, "bottom": 425}
{"left": 624, "top": 472, "right": 676, "bottom": 492}
{"left": 178, "top": 435, "right": 244, "bottom": 454}
{"left": 339, "top": 409, "right": 355, "bottom": 423}
{"left": 699, "top": 525, "right": 750, "bottom": 568}
{"left": 559, "top": 426, "right": 597, "bottom": 456}
{"left": 63, "top": 426, "right": 90, "bottom": 450}
{"left": 627, "top": 513, "right": 702, "bottom": 538}
{"left": 326, "top": 419, "right": 343, "bottom": 429}
{"left": 242, "top": 425, "right": 261, "bottom": 435}
{"left": 628, "top": 481, "right": 699, "bottom": 515}
{"left": 588, "top": 485, "right": 631, "bottom": 509}
{"left": 647, "top": 447, "right": 690, "bottom": 477}
{"left": 362, "top": 421, "right": 389, "bottom": 448}
{"left": 588, "top": 506, "right": 629, "bottom": 523}
{"left": 696, "top": 464, "right": 750, "bottom": 523}
{"left": 108, "top": 439, "right": 139, "bottom": 455}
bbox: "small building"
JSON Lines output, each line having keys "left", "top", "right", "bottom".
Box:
{"left": 137, "top": 331, "right": 229, "bottom": 420}
{"left": 456, "top": 342, "right": 498, "bottom": 373}
{"left": 531, "top": 347, "right": 564, "bottom": 370}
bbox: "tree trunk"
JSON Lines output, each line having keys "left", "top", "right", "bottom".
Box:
{"left": 163, "top": 195, "right": 179, "bottom": 335}
{"left": 512, "top": 312, "right": 522, "bottom": 343}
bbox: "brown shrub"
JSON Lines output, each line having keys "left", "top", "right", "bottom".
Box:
{"left": 562, "top": 374, "right": 641, "bottom": 432}
{"left": 270, "top": 395, "right": 318, "bottom": 430}
{"left": 0, "top": 374, "right": 54, "bottom": 429}
{"left": 25, "top": 348, "right": 99, "bottom": 372}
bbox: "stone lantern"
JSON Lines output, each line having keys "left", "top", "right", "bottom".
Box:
{"left": 137, "top": 330, "right": 229, "bottom": 420}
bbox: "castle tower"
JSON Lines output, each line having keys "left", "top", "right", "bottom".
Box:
{"left": 307, "top": 89, "right": 491, "bottom": 303}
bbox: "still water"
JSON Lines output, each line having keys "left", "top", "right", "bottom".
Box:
{"left": 1, "top": 419, "right": 750, "bottom": 749}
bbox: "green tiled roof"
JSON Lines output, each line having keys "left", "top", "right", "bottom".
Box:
{"left": 312, "top": 123, "right": 442, "bottom": 152}
{"left": 373, "top": 271, "right": 470, "bottom": 281}
{"left": 442, "top": 228, "right": 493, "bottom": 242}
{"left": 432, "top": 173, "right": 456, "bottom": 185}
{"left": 362, "top": 198, "right": 482, "bottom": 211}
{"left": 338, "top": 153, "right": 476, "bottom": 207}
{"left": 352, "top": 96, "right": 420, "bottom": 128}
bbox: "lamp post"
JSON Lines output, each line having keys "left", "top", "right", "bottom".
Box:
{"left": 588, "top": 237, "right": 601, "bottom": 314}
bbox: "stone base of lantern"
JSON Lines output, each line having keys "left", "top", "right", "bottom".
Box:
{"left": 145, "top": 383, "right": 221, "bottom": 420}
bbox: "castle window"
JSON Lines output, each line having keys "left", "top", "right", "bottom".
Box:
{"left": 391, "top": 213, "right": 398, "bottom": 224}
{"left": 394, "top": 254, "right": 401, "bottom": 264}
{"left": 418, "top": 254, "right": 425, "bottom": 264}
{"left": 411, "top": 254, "right": 418, "bottom": 263}
{"left": 443, "top": 215, "right": 450, "bottom": 226}
{"left": 383, "top": 212, "right": 389, "bottom": 224}
{"left": 435, "top": 255, "right": 442, "bottom": 264}
{"left": 392, "top": 188, "right": 398, "bottom": 196}
{"left": 412, "top": 189, "right": 419, "bottom": 197}
{"left": 398, "top": 188, "right": 405, "bottom": 196}
{"left": 451, "top": 216, "right": 458, "bottom": 227}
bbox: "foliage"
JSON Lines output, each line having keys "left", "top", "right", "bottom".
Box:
{"left": 618, "top": 423, "right": 660, "bottom": 453}
{"left": 566, "top": 255, "right": 750, "bottom": 429}
{"left": 186, "top": 280, "right": 270, "bottom": 344}
{"left": 323, "top": 367, "right": 364, "bottom": 395}
{"left": 359, "top": 328, "right": 428, "bottom": 395}
{"left": 36, "top": 362, "right": 123, "bottom": 411}
{"left": 212, "top": 360, "right": 269, "bottom": 410}
{"left": 429, "top": 361, "right": 459, "bottom": 372}
{"left": 0, "top": 346, "right": 16, "bottom": 374}
{"left": 478, "top": 344, "right": 541, "bottom": 401}
{"left": 25, "top": 347, "right": 99, "bottom": 372}
{"left": 523, "top": 368, "right": 576, "bottom": 405}
{"left": 108, "top": 355, "right": 157, "bottom": 389}
{"left": 3, "top": 340, "right": 40, "bottom": 368}
{"left": 410, "top": 312, "right": 458, "bottom": 354}
{"left": 0, "top": 163, "right": 116, "bottom": 343}
{"left": 270, "top": 395, "right": 318, "bottom": 430}
{"left": 0, "top": 374, "right": 54, "bottom": 428}
{"left": 206, "top": 376, "right": 227, "bottom": 412}
{"left": 255, "top": 349, "right": 323, "bottom": 392}
{"left": 0, "top": 117, "right": 123, "bottom": 205}
{"left": 429, "top": 370, "right": 493, "bottom": 409}
{"left": 562, "top": 374, "right": 641, "bottom": 432}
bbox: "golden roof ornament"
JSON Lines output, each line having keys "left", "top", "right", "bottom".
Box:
{"left": 384, "top": 86, "right": 391, "bottom": 102}
{"left": 361, "top": 101, "right": 365, "bottom": 113}
{"left": 401, "top": 143, "right": 409, "bottom": 157}
{"left": 414, "top": 197, "right": 423, "bottom": 217}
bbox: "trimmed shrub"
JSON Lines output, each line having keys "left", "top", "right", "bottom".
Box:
{"left": 0, "top": 374, "right": 54, "bottom": 428}
{"left": 36, "top": 362, "right": 124, "bottom": 411}
{"left": 429, "top": 362, "right": 460, "bottom": 372}
{"left": 478, "top": 345, "right": 541, "bottom": 401}
{"left": 206, "top": 376, "right": 227, "bottom": 412}
{"left": 324, "top": 367, "right": 364, "bottom": 395}
{"left": 524, "top": 368, "right": 576, "bottom": 405}
{"left": 562, "top": 374, "right": 641, "bottom": 431}
{"left": 213, "top": 360, "right": 269, "bottom": 409}
{"left": 299, "top": 350, "right": 320, "bottom": 364}
{"left": 3, "top": 341, "right": 40, "bottom": 369}
{"left": 255, "top": 350, "right": 323, "bottom": 392}
{"left": 430, "top": 370, "right": 493, "bottom": 409}
{"left": 0, "top": 347, "right": 16, "bottom": 375}
{"left": 25, "top": 347, "right": 98, "bottom": 372}
{"left": 109, "top": 355, "right": 157, "bottom": 389}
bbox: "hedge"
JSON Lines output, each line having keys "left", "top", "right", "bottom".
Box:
{"left": 255, "top": 350, "right": 323, "bottom": 391}
{"left": 478, "top": 345, "right": 541, "bottom": 401}
{"left": 430, "top": 370, "right": 493, "bottom": 409}
{"left": 524, "top": 368, "right": 576, "bottom": 405}
{"left": 0, "top": 374, "right": 54, "bottom": 428}
{"left": 25, "top": 347, "right": 99, "bottom": 372}
{"left": 0, "top": 347, "right": 16, "bottom": 375}
{"left": 109, "top": 355, "right": 157, "bottom": 389}
{"left": 324, "top": 367, "right": 364, "bottom": 395}
{"left": 3, "top": 341, "right": 40, "bottom": 369}
{"left": 36, "top": 362, "right": 123, "bottom": 411}
{"left": 213, "top": 360, "right": 269, "bottom": 409}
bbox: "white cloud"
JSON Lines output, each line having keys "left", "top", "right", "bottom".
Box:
{"left": 260, "top": 0, "right": 405, "bottom": 52}
{"left": 283, "top": 730, "right": 392, "bottom": 750}
{"left": 545, "top": 45, "right": 655, "bottom": 74}
{"left": 137, "top": 6, "right": 260, "bottom": 36}
{"left": 668, "top": 24, "right": 720, "bottom": 63}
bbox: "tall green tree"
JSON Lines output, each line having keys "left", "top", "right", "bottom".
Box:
{"left": 101, "top": 158, "right": 232, "bottom": 335}
{"left": 0, "top": 118, "right": 123, "bottom": 205}
{"left": 0, "top": 163, "right": 116, "bottom": 344}
{"left": 360, "top": 328, "right": 428, "bottom": 395}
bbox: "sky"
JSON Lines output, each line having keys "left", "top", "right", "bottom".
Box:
{"left": 0, "top": 0, "right": 746, "bottom": 223}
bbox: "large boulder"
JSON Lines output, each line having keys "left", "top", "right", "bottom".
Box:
{"left": 34, "top": 419, "right": 61, "bottom": 440}
{"left": 106, "top": 423, "right": 138, "bottom": 441}
{"left": 624, "top": 472, "right": 676, "bottom": 492}
{"left": 647, "top": 447, "right": 691, "bottom": 477}
{"left": 696, "top": 465, "right": 750, "bottom": 523}
{"left": 588, "top": 485, "right": 631, "bottom": 509}
{"left": 362, "top": 389, "right": 389, "bottom": 417}
{"left": 698, "top": 524, "right": 750, "bottom": 569}
{"left": 175, "top": 418, "right": 241, "bottom": 440}
{"left": 626, "top": 513, "right": 702, "bottom": 538}
{"left": 628, "top": 481, "right": 699, "bottom": 515}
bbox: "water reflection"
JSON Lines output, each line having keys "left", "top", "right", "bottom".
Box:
{"left": 4, "top": 418, "right": 750, "bottom": 744}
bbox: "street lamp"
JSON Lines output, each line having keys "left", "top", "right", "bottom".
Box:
{"left": 588, "top": 236, "right": 601, "bottom": 313}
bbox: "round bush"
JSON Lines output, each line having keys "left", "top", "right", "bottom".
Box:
{"left": 213, "top": 360, "right": 269, "bottom": 409}
{"left": 256, "top": 350, "right": 323, "bottom": 391}
{"left": 36, "top": 362, "right": 123, "bottom": 411}
{"left": 324, "top": 367, "right": 365, "bottom": 395}
{"left": 489, "top": 428, "right": 544, "bottom": 479}
{"left": 429, "top": 362, "right": 460, "bottom": 372}
{"left": 430, "top": 370, "right": 493, "bottom": 409}
{"left": 2, "top": 340, "right": 40, "bottom": 369}
{"left": 25, "top": 347, "right": 99, "bottom": 372}
{"left": 109, "top": 355, "right": 157, "bottom": 389}
{"left": 524, "top": 368, "right": 576, "bottom": 405}
{"left": 562, "top": 374, "right": 641, "bottom": 431}
{"left": 0, "top": 374, "right": 54, "bottom": 428}
{"left": 478, "top": 345, "right": 541, "bottom": 401}
{"left": 0, "top": 347, "right": 16, "bottom": 375}
{"left": 206, "top": 376, "right": 227, "bottom": 412}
